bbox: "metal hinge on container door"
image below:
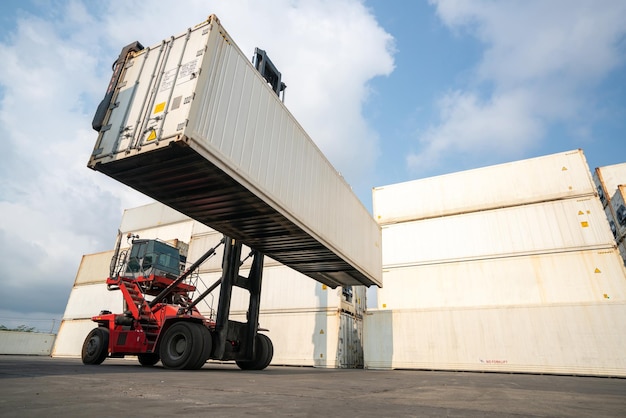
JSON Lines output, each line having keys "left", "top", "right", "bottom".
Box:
{"left": 125, "top": 60, "right": 135, "bottom": 69}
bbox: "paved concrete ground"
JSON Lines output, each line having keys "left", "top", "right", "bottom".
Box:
{"left": 0, "top": 356, "right": 624, "bottom": 417}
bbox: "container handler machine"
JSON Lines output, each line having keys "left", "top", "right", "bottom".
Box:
{"left": 82, "top": 234, "right": 273, "bottom": 370}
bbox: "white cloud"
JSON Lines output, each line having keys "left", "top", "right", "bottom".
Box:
{"left": 408, "top": 0, "right": 626, "bottom": 173}
{"left": 0, "top": 0, "right": 393, "bottom": 322}
{"left": 408, "top": 88, "right": 543, "bottom": 170}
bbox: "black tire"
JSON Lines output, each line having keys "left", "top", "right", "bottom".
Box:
{"left": 187, "top": 324, "right": 212, "bottom": 370}
{"left": 256, "top": 334, "right": 273, "bottom": 370}
{"left": 236, "top": 334, "right": 273, "bottom": 371}
{"left": 82, "top": 327, "right": 109, "bottom": 365}
{"left": 137, "top": 353, "right": 160, "bottom": 366}
{"left": 159, "top": 322, "right": 203, "bottom": 370}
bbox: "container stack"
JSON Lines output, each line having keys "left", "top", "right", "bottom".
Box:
{"left": 364, "top": 150, "right": 626, "bottom": 376}
{"left": 593, "top": 163, "right": 626, "bottom": 265}
{"left": 54, "top": 202, "right": 365, "bottom": 368}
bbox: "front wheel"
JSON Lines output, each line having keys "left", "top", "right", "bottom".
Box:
{"left": 159, "top": 322, "right": 203, "bottom": 370}
{"left": 82, "top": 327, "right": 109, "bottom": 365}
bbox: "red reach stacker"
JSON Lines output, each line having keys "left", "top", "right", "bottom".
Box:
{"left": 82, "top": 234, "right": 273, "bottom": 370}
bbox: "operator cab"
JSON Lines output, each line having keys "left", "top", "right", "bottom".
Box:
{"left": 125, "top": 239, "right": 184, "bottom": 279}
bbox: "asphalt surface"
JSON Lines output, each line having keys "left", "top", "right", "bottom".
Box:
{"left": 0, "top": 356, "right": 624, "bottom": 417}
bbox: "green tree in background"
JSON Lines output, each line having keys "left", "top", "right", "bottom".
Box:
{"left": 0, "top": 325, "right": 36, "bottom": 332}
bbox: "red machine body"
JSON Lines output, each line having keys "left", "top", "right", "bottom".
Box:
{"left": 90, "top": 274, "right": 211, "bottom": 356}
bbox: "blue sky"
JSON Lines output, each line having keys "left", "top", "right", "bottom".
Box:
{"left": 0, "top": 0, "right": 625, "bottom": 330}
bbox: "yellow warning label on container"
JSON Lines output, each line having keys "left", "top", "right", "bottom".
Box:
{"left": 154, "top": 102, "right": 166, "bottom": 113}
{"left": 321, "top": 284, "right": 327, "bottom": 290}
{"left": 319, "top": 329, "right": 325, "bottom": 335}
{"left": 604, "top": 294, "right": 610, "bottom": 299}
{"left": 146, "top": 130, "right": 157, "bottom": 141}
{"left": 580, "top": 221, "right": 589, "bottom": 227}
{"left": 578, "top": 211, "right": 584, "bottom": 215}
{"left": 562, "top": 166, "right": 568, "bottom": 171}
{"left": 594, "top": 268, "right": 601, "bottom": 273}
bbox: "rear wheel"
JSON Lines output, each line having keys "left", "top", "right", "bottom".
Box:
{"left": 137, "top": 353, "right": 160, "bottom": 366}
{"left": 159, "top": 322, "right": 203, "bottom": 370}
{"left": 236, "top": 334, "right": 273, "bottom": 371}
{"left": 82, "top": 327, "right": 109, "bottom": 365}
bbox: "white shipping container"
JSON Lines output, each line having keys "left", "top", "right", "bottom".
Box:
{"left": 74, "top": 251, "right": 115, "bottom": 285}
{"left": 122, "top": 222, "right": 195, "bottom": 247}
{"left": 52, "top": 319, "right": 100, "bottom": 357}
{"left": 62, "top": 283, "right": 124, "bottom": 320}
{"left": 119, "top": 203, "right": 190, "bottom": 234}
{"left": 373, "top": 150, "right": 594, "bottom": 225}
{"left": 377, "top": 248, "right": 626, "bottom": 310}
{"left": 87, "top": 15, "right": 381, "bottom": 288}
{"left": 188, "top": 230, "right": 282, "bottom": 272}
{"left": 230, "top": 310, "right": 363, "bottom": 368}
{"left": 593, "top": 163, "right": 626, "bottom": 207}
{"left": 610, "top": 185, "right": 626, "bottom": 240}
{"left": 0, "top": 331, "right": 56, "bottom": 356}
{"left": 382, "top": 197, "right": 615, "bottom": 268}
{"left": 363, "top": 303, "right": 626, "bottom": 376}
{"left": 190, "top": 266, "right": 366, "bottom": 315}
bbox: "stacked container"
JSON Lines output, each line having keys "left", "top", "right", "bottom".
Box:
{"left": 593, "top": 163, "right": 626, "bottom": 265}
{"left": 54, "top": 202, "right": 365, "bottom": 368}
{"left": 365, "top": 150, "right": 626, "bottom": 376}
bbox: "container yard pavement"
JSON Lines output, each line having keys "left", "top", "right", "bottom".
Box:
{"left": 0, "top": 356, "right": 624, "bottom": 417}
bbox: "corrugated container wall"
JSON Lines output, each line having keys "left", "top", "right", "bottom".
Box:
{"left": 377, "top": 248, "right": 626, "bottom": 310}
{"left": 364, "top": 303, "right": 626, "bottom": 377}
{"left": 119, "top": 204, "right": 190, "bottom": 234}
{"left": 87, "top": 15, "right": 381, "bottom": 288}
{"left": 73, "top": 251, "right": 115, "bottom": 285}
{"left": 1, "top": 331, "right": 56, "bottom": 356}
{"left": 382, "top": 197, "right": 614, "bottom": 268}
{"left": 373, "top": 150, "right": 593, "bottom": 225}
{"left": 593, "top": 163, "right": 626, "bottom": 207}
